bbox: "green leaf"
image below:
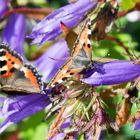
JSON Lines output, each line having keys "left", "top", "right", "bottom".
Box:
{"left": 19, "top": 111, "right": 51, "bottom": 140}
{"left": 120, "top": 0, "right": 137, "bottom": 10}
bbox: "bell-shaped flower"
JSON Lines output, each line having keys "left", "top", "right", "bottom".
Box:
{"left": 29, "top": 0, "right": 97, "bottom": 45}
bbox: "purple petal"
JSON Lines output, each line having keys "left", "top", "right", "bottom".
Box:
{"left": 0, "top": 93, "right": 51, "bottom": 133}
{"left": 60, "top": 118, "right": 71, "bottom": 130}
{"left": 29, "top": 0, "right": 97, "bottom": 45}
{"left": 99, "top": 130, "right": 103, "bottom": 140}
{"left": 0, "top": 0, "right": 8, "bottom": 19}
{"left": 0, "top": 96, "right": 6, "bottom": 103}
{"left": 74, "top": 131, "right": 78, "bottom": 140}
{"left": 85, "top": 132, "right": 93, "bottom": 140}
{"left": 82, "top": 60, "right": 140, "bottom": 86}
{"left": 51, "top": 133, "right": 66, "bottom": 140}
{"left": 134, "top": 119, "right": 140, "bottom": 130}
{"left": 2, "top": 14, "right": 26, "bottom": 57}
{"left": 0, "top": 96, "right": 8, "bottom": 118}
{"left": 35, "top": 39, "right": 69, "bottom": 81}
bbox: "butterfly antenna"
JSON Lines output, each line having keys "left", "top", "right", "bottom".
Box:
{"left": 93, "top": 54, "right": 114, "bottom": 63}
{"left": 48, "top": 56, "right": 70, "bottom": 61}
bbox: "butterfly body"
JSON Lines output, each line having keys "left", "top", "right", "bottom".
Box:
{"left": 0, "top": 44, "right": 43, "bottom": 94}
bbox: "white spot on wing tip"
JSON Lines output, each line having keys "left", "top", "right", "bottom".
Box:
{"left": 87, "top": 29, "right": 91, "bottom": 35}
{"left": 0, "top": 49, "right": 5, "bottom": 52}
{"left": 20, "top": 65, "right": 27, "bottom": 72}
{"left": 0, "top": 56, "right": 6, "bottom": 61}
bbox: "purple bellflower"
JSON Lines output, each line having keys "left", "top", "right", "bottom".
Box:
{"left": 0, "top": 0, "right": 8, "bottom": 19}
{"left": 82, "top": 60, "right": 140, "bottom": 86}
{"left": 29, "top": 0, "right": 97, "bottom": 45}
{"left": 2, "top": 14, "right": 26, "bottom": 57}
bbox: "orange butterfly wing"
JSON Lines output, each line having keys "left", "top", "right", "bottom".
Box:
{"left": 0, "top": 44, "right": 43, "bottom": 94}
{"left": 49, "top": 19, "right": 92, "bottom": 87}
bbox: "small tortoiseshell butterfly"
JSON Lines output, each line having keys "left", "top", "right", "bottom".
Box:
{"left": 49, "top": 18, "right": 93, "bottom": 88}
{"left": 0, "top": 44, "right": 43, "bottom": 94}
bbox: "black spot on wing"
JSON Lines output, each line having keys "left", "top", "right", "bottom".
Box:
{"left": 70, "top": 72, "right": 74, "bottom": 75}
{"left": 10, "top": 67, "right": 17, "bottom": 73}
{"left": 0, "top": 60, "right": 7, "bottom": 68}
{"left": 0, "top": 51, "right": 6, "bottom": 56}
{"left": 1, "top": 70, "right": 7, "bottom": 75}
{"left": 62, "top": 77, "right": 67, "bottom": 81}
{"left": 88, "top": 24, "right": 91, "bottom": 29}
{"left": 87, "top": 44, "right": 91, "bottom": 48}
{"left": 11, "top": 61, "right": 15, "bottom": 64}
{"left": 83, "top": 42, "right": 86, "bottom": 47}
